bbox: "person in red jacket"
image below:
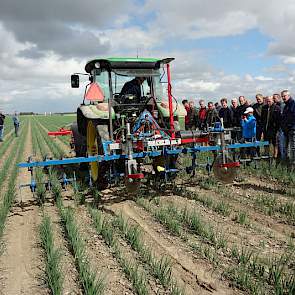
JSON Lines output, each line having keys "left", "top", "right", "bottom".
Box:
{"left": 197, "top": 99, "right": 207, "bottom": 130}
{"left": 182, "top": 99, "right": 191, "bottom": 130}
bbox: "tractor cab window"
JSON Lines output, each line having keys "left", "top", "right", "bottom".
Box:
{"left": 94, "top": 69, "right": 165, "bottom": 103}
{"left": 93, "top": 70, "right": 110, "bottom": 102}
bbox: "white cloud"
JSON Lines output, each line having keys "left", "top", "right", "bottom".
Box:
{"left": 254, "top": 76, "right": 274, "bottom": 81}
{"left": 282, "top": 56, "right": 295, "bottom": 64}
{"left": 99, "top": 27, "right": 162, "bottom": 53}
{"left": 245, "top": 74, "right": 254, "bottom": 82}
{"left": 176, "top": 79, "right": 220, "bottom": 93}
{"left": 143, "top": 0, "right": 258, "bottom": 39}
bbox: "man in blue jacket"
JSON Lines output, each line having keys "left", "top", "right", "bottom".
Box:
{"left": 281, "top": 90, "right": 295, "bottom": 168}
{"left": 240, "top": 107, "right": 256, "bottom": 159}
{"left": 241, "top": 107, "right": 256, "bottom": 141}
{"left": 12, "top": 112, "right": 20, "bottom": 137}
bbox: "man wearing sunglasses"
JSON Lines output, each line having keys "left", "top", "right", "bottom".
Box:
{"left": 281, "top": 90, "right": 295, "bottom": 169}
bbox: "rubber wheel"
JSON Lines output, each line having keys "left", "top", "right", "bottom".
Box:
{"left": 212, "top": 154, "right": 238, "bottom": 183}
{"left": 71, "top": 122, "right": 87, "bottom": 157}
{"left": 86, "top": 121, "right": 109, "bottom": 189}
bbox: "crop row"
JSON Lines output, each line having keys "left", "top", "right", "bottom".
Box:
{"left": 35, "top": 115, "right": 75, "bottom": 146}
{"left": 39, "top": 215, "right": 63, "bottom": 295}
{"left": 0, "top": 138, "right": 19, "bottom": 194}
{"left": 0, "top": 119, "right": 28, "bottom": 239}
{"left": 31, "top": 120, "right": 49, "bottom": 158}
{"left": 0, "top": 130, "right": 16, "bottom": 159}
{"left": 136, "top": 197, "right": 295, "bottom": 294}
{"left": 189, "top": 173, "right": 295, "bottom": 225}
{"left": 89, "top": 207, "right": 185, "bottom": 295}
{"left": 32, "top": 118, "right": 65, "bottom": 158}
{"left": 247, "top": 161, "right": 295, "bottom": 186}
{"left": 172, "top": 186, "right": 254, "bottom": 229}
{"left": 35, "top": 171, "right": 104, "bottom": 294}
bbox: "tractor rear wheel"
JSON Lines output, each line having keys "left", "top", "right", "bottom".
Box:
{"left": 86, "top": 120, "right": 109, "bottom": 189}
{"left": 71, "top": 122, "right": 87, "bottom": 157}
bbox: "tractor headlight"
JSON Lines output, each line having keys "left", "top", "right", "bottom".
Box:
{"left": 94, "top": 62, "right": 100, "bottom": 69}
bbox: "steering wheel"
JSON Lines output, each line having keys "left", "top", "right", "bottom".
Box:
{"left": 141, "top": 96, "right": 152, "bottom": 105}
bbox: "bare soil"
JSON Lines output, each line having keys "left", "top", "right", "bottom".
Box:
{"left": 0, "top": 123, "right": 48, "bottom": 295}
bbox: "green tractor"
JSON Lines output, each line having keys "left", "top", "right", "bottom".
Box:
{"left": 71, "top": 57, "right": 188, "bottom": 188}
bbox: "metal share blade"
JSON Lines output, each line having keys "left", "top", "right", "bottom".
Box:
{"left": 212, "top": 154, "right": 238, "bottom": 183}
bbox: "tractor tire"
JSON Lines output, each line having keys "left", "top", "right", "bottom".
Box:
{"left": 86, "top": 120, "right": 110, "bottom": 190}
{"left": 71, "top": 123, "right": 87, "bottom": 157}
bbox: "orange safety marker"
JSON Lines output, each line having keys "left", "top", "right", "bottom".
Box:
{"left": 85, "top": 82, "right": 104, "bottom": 101}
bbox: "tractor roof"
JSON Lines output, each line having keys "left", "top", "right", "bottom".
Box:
{"left": 85, "top": 57, "right": 174, "bottom": 73}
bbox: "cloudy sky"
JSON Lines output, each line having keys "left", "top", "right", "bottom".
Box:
{"left": 1, "top": 0, "right": 295, "bottom": 113}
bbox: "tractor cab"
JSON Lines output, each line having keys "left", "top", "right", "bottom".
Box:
{"left": 72, "top": 58, "right": 186, "bottom": 140}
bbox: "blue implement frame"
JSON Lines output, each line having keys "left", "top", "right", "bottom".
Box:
{"left": 18, "top": 140, "right": 269, "bottom": 168}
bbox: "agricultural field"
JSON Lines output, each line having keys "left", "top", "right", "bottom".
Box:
{"left": 0, "top": 115, "right": 294, "bottom": 295}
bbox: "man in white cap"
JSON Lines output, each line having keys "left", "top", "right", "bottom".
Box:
{"left": 241, "top": 107, "right": 256, "bottom": 141}
{"left": 241, "top": 107, "right": 256, "bottom": 159}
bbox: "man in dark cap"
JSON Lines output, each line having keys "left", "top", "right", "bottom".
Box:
{"left": 120, "top": 77, "right": 146, "bottom": 103}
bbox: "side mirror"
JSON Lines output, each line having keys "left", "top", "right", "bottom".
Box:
{"left": 71, "top": 74, "right": 79, "bottom": 88}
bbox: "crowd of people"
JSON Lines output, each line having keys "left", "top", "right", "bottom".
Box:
{"left": 182, "top": 90, "right": 295, "bottom": 168}
{"left": 0, "top": 110, "right": 20, "bottom": 141}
